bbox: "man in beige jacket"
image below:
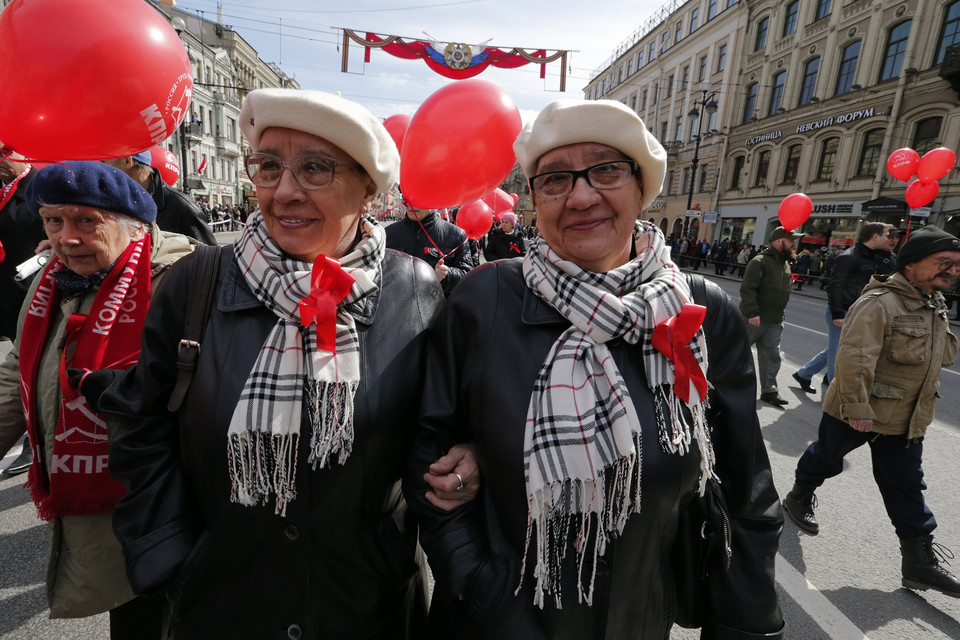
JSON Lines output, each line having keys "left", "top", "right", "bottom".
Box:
{"left": 783, "top": 225, "right": 960, "bottom": 597}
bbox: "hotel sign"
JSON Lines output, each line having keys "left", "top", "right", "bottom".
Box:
{"left": 745, "top": 108, "right": 880, "bottom": 146}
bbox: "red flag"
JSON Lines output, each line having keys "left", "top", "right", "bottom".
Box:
{"left": 198, "top": 156, "right": 207, "bottom": 174}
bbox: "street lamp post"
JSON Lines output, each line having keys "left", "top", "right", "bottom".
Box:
{"left": 682, "top": 87, "right": 719, "bottom": 240}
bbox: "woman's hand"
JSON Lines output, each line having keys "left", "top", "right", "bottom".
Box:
{"left": 423, "top": 443, "right": 479, "bottom": 510}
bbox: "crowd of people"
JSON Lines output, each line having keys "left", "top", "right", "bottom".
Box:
{"left": 0, "top": 89, "right": 957, "bottom": 640}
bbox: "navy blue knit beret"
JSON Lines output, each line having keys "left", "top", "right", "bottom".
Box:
{"left": 25, "top": 161, "right": 157, "bottom": 224}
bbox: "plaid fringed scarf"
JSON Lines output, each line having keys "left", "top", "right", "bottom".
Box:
{"left": 518, "top": 221, "right": 714, "bottom": 608}
{"left": 228, "top": 211, "right": 385, "bottom": 516}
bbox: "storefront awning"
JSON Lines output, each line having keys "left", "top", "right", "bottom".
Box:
{"left": 185, "top": 177, "right": 206, "bottom": 190}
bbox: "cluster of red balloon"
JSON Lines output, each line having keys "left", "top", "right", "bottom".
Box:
{"left": 385, "top": 79, "right": 522, "bottom": 240}
{"left": 886, "top": 147, "right": 957, "bottom": 209}
{"left": 777, "top": 192, "right": 813, "bottom": 232}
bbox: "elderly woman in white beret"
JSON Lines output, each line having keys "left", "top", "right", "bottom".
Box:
{"left": 0, "top": 161, "right": 198, "bottom": 638}
{"left": 97, "top": 89, "right": 476, "bottom": 639}
{"left": 405, "top": 99, "right": 785, "bottom": 639}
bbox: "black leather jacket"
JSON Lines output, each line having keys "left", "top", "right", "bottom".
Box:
{"left": 826, "top": 242, "right": 895, "bottom": 320}
{"left": 148, "top": 168, "right": 218, "bottom": 245}
{"left": 0, "top": 167, "right": 44, "bottom": 340}
{"left": 101, "top": 246, "right": 444, "bottom": 640}
{"left": 385, "top": 213, "right": 473, "bottom": 296}
{"left": 404, "top": 261, "right": 784, "bottom": 640}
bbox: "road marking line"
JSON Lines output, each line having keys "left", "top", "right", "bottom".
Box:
{"left": 777, "top": 553, "right": 871, "bottom": 640}
{"left": 784, "top": 321, "right": 827, "bottom": 336}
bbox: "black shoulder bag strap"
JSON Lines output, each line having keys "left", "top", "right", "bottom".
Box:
{"left": 167, "top": 244, "right": 222, "bottom": 412}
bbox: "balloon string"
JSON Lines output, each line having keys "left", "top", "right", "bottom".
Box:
{"left": 402, "top": 198, "right": 449, "bottom": 260}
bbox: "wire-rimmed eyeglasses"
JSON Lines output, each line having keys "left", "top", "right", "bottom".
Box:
{"left": 528, "top": 160, "right": 639, "bottom": 198}
{"left": 244, "top": 152, "right": 359, "bottom": 190}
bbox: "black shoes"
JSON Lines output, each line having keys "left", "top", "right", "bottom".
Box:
{"left": 783, "top": 484, "right": 819, "bottom": 535}
{"left": 2, "top": 439, "right": 32, "bottom": 478}
{"left": 901, "top": 535, "right": 960, "bottom": 598}
{"left": 760, "top": 392, "right": 788, "bottom": 406}
{"left": 792, "top": 372, "right": 816, "bottom": 394}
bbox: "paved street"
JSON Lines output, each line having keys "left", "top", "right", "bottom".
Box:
{"left": 2, "top": 255, "right": 960, "bottom": 638}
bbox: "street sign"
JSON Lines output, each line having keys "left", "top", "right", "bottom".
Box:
{"left": 702, "top": 211, "right": 718, "bottom": 224}
{"left": 909, "top": 207, "right": 932, "bottom": 218}
{"left": 685, "top": 209, "right": 701, "bottom": 218}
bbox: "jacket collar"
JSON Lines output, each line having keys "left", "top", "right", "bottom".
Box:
{"left": 865, "top": 271, "right": 943, "bottom": 312}
{"left": 218, "top": 250, "right": 381, "bottom": 326}
{"left": 521, "top": 283, "right": 566, "bottom": 326}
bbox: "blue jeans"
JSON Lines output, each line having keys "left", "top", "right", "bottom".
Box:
{"left": 797, "top": 306, "right": 842, "bottom": 384}
{"left": 796, "top": 412, "right": 936, "bottom": 539}
{"left": 744, "top": 321, "right": 783, "bottom": 394}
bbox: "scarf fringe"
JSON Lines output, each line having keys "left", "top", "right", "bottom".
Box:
{"left": 305, "top": 379, "right": 359, "bottom": 469}
{"left": 518, "top": 432, "right": 643, "bottom": 609}
{"left": 227, "top": 431, "right": 300, "bottom": 517}
{"left": 655, "top": 385, "right": 714, "bottom": 494}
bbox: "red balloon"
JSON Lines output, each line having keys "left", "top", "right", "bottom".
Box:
{"left": 510, "top": 193, "right": 520, "bottom": 206}
{"left": 456, "top": 200, "right": 494, "bottom": 240}
{"left": 777, "top": 193, "right": 812, "bottom": 231}
{"left": 886, "top": 147, "right": 920, "bottom": 182}
{"left": 383, "top": 114, "right": 411, "bottom": 155}
{"left": 0, "top": 0, "right": 193, "bottom": 161}
{"left": 905, "top": 179, "right": 940, "bottom": 209}
{"left": 401, "top": 80, "right": 522, "bottom": 209}
{"left": 916, "top": 147, "right": 956, "bottom": 182}
{"left": 480, "top": 188, "right": 516, "bottom": 220}
{"left": 149, "top": 146, "right": 180, "bottom": 186}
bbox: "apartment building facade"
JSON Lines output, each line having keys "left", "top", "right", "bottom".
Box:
{"left": 586, "top": 0, "right": 960, "bottom": 247}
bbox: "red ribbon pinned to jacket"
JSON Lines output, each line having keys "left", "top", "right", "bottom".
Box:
{"left": 651, "top": 303, "right": 709, "bottom": 404}
{"left": 299, "top": 255, "right": 355, "bottom": 352}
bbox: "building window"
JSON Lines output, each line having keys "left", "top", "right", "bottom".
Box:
{"left": 857, "top": 129, "right": 885, "bottom": 176}
{"left": 628, "top": 60, "right": 634, "bottom": 76}
{"left": 618, "top": 66, "right": 624, "bottom": 83}
{"left": 755, "top": 16, "right": 770, "bottom": 51}
{"left": 880, "top": 21, "right": 912, "bottom": 82}
{"left": 913, "top": 116, "right": 943, "bottom": 154}
{"left": 743, "top": 83, "right": 758, "bottom": 123}
{"left": 708, "top": 108, "right": 718, "bottom": 132}
{"left": 936, "top": 0, "right": 960, "bottom": 64}
{"left": 661, "top": 121, "right": 669, "bottom": 141}
{"left": 690, "top": 111, "right": 700, "bottom": 140}
{"left": 727, "top": 0, "right": 736, "bottom": 7}
{"left": 661, "top": 32, "right": 669, "bottom": 53}
{"left": 755, "top": 150, "right": 771, "bottom": 186}
{"left": 641, "top": 89, "right": 648, "bottom": 109}
{"left": 691, "top": 8, "right": 699, "bottom": 32}
{"left": 681, "top": 66, "right": 690, "bottom": 91}
{"left": 731, "top": 156, "right": 746, "bottom": 189}
{"left": 708, "top": 0, "right": 718, "bottom": 20}
{"left": 783, "top": 0, "right": 799, "bottom": 36}
{"left": 674, "top": 116, "right": 683, "bottom": 142}
{"left": 666, "top": 75, "right": 674, "bottom": 97}
{"left": 666, "top": 170, "right": 675, "bottom": 196}
{"left": 676, "top": 20, "right": 683, "bottom": 43}
{"left": 699, "top": 163, "right": 709, "bottom": 191}
{"left": 815, "top": 0, "right": 831, "bottom": 20}
{"left": 798, "top": 57, "right": 820, "bottom": 106}
{"left": 698, "top": 56, "right": 708, "bottom": 82}
{"left": 835, "top": 41, "right": 861, "bottom": 95}
{"left": 717, "top": 44, "right": 727, "bottom": 72}
{"left": 768, "top": 71, "right": 786, "bottom": 115}
{"left": 630, "top": 95, "right": 637, "bottom": 110}
{"left": 817, "top": 138, "right": 840, "bottom": 180}
{"left": 650, "top": 42, "right": 656, "bottom": 62}
{"left": 638, "top": 51, "right": 644, "bottom": 68}
{"left": 682, "top": 167, "right": 691, "bottom": 194}
{"left": 782, "top": 144, "right": 802, "bottom": 183}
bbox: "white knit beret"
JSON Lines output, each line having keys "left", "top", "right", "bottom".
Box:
{"left": 240, "top": 88, "right": 399, "bottom": 194}
{"left": 513, "top": 99, "right": 667, "bottom": 210}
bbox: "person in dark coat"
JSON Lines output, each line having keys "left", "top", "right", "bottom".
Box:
{"left": 94, "top": 89, "right": 477, "bottom": 640}
{"left": 482, "top": 212, "right": 527, "bottom": 261}
{"left": 386, "top": 203, "right": 473, "bottom": 296}
{"left": 405, "top": 99, "right": 784, "bottom": 640}
{"left": 104, "top": 152, "right": 217, "bottom": 245}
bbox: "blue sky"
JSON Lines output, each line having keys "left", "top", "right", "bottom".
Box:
{"left": 173, "top": 0, "right": 655, "bottom": 121}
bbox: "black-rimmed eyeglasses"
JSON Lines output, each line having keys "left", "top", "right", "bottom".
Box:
{"left": 528, "top": 160, "right": 638, "bottom": 198}
{"left": 244, "top": 152, "right": 359, "bottom": 190}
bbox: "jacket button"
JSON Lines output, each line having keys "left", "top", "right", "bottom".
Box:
{"left": 284, "top": 524, "right": 300, "bottom": 540}
{"left": 596, "top": 558, "right": 610, "bottom": 577}
{"left": 287, "top": 624, "right": 302, "bottom": 639}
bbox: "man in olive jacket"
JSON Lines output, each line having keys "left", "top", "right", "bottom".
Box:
{"left": 739, "top": 226, "right": 798, "bottom": 406}
{"left": 784, "top": 226, "right": 960, "bottom": 597}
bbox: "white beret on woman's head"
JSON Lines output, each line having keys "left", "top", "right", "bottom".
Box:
{"left": 239, "top": 88, "right": 400, "bottom": 193}
{"left": 513, "top": 99, "right": 667, "bottom": 210}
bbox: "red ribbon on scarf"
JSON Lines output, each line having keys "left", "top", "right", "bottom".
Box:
{"left": 299, "top": 255, "right": 355, "bottom": 352}
{"left": 651, "top": 303, "right": 709, "bottom": 404}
